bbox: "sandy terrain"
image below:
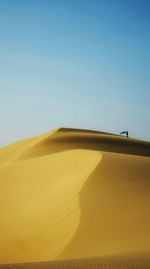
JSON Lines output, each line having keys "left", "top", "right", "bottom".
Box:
{"left": 0, "top": 128, "right": 150, "bottom": 268}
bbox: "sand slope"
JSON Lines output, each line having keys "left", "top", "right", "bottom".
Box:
{"left": 0, "top": 128, "right": 150, "bottom": 267}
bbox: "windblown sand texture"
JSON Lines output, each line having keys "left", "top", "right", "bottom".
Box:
{"left": 0, "top": 128, "right": 150, "bottom": 268}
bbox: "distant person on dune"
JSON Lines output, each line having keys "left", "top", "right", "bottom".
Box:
{"left": 120, "top": 131, "right": 128, "bottom": 137}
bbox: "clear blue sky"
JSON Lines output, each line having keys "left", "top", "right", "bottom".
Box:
{"left": 0, "top": 0, "right": 150, "bottom": 146}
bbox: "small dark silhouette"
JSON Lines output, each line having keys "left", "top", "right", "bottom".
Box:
{"left": 120, "top": 130, "right": 128, "bottom": 137}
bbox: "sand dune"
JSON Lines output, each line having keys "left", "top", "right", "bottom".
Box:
{"left": 0, "top": 128, "right": 150, "bottom": 268}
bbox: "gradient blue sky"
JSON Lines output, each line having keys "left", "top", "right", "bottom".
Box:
{"left": 0, "top": 0, "right": 150, "bottom": 146}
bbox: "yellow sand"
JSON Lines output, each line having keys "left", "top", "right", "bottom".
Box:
{"left": 0, "top": 128, "right": 150, "bottom": 265}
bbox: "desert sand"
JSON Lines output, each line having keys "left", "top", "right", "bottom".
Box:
{"left": 0, "top": 128, "right": 150, "bottom": 268}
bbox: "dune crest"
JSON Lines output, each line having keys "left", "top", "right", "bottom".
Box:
{"left": 0, "top": 128, "right": 150, "bottom": 266}
{"left": 20, "top": 128, "right": 150, "bottom": 159}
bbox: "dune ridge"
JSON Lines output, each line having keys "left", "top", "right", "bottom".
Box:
{"left": 20, "top": 128, "right": 150, "bottom": 160}
{"left": 0, "top": 128, "right": 150, "bottom": 267}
